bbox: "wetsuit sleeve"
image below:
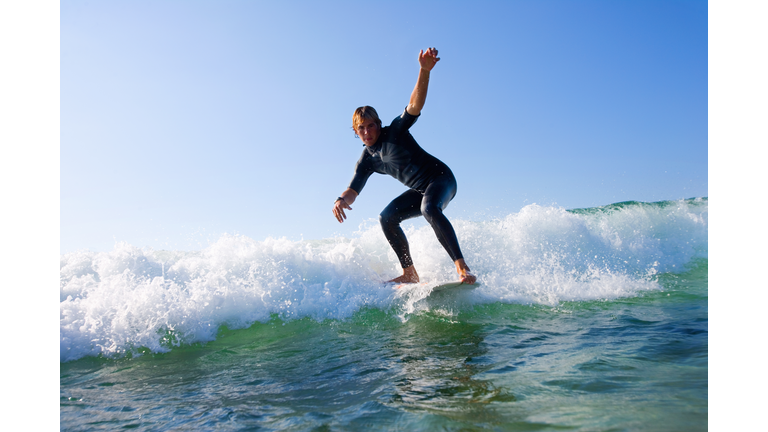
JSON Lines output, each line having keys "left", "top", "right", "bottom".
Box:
{"left": 348, "top": 152, "right": 374, "bottom": 194}
{"left": 388, "top": 107, "right": 420, "bottom": 136}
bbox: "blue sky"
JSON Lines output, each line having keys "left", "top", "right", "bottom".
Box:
{"left": 60, "top": 0, "right": 708, "bottom": 253}
{"left": 4, "top": 2, "right": 768, "bottom": 426}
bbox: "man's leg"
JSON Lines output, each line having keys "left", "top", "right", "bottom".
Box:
{"left": 379, "top": 189, "right": 423, "bottom": 283}
{"left": 420, "top": 176, "right": 460, "bottom": 261}
{"left": 421, "top": 176, "right": 476, "bottom": 284}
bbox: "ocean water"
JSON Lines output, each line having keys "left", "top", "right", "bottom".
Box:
{"left": 60, "top": 198, "right": 708, "bottom": 431}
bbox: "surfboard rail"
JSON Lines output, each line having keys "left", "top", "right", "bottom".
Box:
{"left": 393, "top": 280, "right": 480, "bottom": 291}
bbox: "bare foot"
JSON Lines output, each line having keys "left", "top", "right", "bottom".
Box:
{"left": 455, "top": 259, "right": 477, "bottom": 285}
{"left": 459, "top": 271, "right": 476, "bottom": 285}
{"left": 386, "top": 265, "right": 419, "bottom": 284}
{"left": 388, "top": 274, "right": 419, "bottom": 284}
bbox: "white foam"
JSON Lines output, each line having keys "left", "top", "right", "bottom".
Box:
{"left": 60, "top": 199, "right": 707, "bottom": 361}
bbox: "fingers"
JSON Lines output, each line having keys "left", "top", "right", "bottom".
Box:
{"left": 332, "top": 202, "right": 351, "bottom": 223}
{"left": 334, "top": 205, "right": 345, "bottom": 222}
{"left": 333, "top": 207, "right": 345, "bottom": 223}
{"left": 419, "top": 48, "right": 438, "bottom": 58}
{"left": 419, "top": 47, "right": 440, "bottom": 67}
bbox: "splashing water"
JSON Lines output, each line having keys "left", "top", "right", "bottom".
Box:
{"left": 60, "top": 198, "right": 707, "bottom": 362}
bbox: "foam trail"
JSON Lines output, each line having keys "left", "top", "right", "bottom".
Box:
{"left": 60, "top": 198, "right": 707, "bottom": 361}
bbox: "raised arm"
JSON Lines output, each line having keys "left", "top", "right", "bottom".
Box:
{"left": 406, "top": 47, "right": 440, "bottom": 116}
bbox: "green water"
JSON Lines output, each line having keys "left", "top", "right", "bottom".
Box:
{"left": 61, "top": 260, "right": 707, "bottom": 431}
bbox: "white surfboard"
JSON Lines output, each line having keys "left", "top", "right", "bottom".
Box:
{"left": 394, "top": 280, "right": 479, "bottom": 291}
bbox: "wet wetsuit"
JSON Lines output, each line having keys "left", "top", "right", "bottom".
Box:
{"left": 348, "top": 108, "right": 464, "bottom": 268}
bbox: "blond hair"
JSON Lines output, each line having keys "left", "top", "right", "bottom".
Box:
{"left": 352, "top": 106, "right": 382, "bottom": 136}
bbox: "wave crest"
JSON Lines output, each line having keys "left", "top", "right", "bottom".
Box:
{"left": 60, "top": 198, "right": 707, "bottom": 361}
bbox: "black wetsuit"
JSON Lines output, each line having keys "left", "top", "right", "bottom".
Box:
{"left": 348, "top": 108, "right": 464, "bottom": 268}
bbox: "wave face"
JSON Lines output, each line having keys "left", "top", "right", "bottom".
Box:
{"left": 60, "top": 198, "right": 707, "bottom": 362}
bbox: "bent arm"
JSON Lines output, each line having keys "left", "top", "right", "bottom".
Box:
{"left": 406, "top": 47, "right": 440, "bottom": 116}
{"left": 332, "top": 188, "right": 359, "bottom": 223}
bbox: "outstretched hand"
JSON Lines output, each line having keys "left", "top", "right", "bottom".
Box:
{"left": 333, "top": 198, "right": 352, "bottom": 223}
{"left": 418, "top": 47, "right": 440, "bottom": 71}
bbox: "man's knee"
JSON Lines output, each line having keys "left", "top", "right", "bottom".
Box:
{"left": 379, "top": 211, "right": 395, "bottom": 228}
{"left": 421, "top": 202, "right": 443, "bottom": 223}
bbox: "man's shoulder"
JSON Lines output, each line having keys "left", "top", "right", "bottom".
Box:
{"left": 387, "top": 109, "right": 419, "bottom": 134}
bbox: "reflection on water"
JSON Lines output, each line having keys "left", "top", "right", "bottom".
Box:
{"left": 388, "top": 314, "right": 516, "bottom": 411}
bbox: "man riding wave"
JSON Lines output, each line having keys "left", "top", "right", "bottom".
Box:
{"left": 332, "top": 48, "right": 476, "bottom": 285}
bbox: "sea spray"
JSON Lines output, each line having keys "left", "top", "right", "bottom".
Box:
{"left": 60, "top": 198, "right": 707, "bottom": 361}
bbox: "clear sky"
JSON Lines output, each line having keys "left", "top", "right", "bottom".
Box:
{"left": 4, "top": 2, "right": 768, "bottom": 427}
{"left": 60, "top": 0, "right": 708, "bottom": 253}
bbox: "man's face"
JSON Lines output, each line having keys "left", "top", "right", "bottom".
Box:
{"left": 356, "top": 118, "right": 380, "bottom": 146}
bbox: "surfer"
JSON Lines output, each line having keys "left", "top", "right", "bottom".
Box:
{"left": 332, "top": 47, "right": 476, "bottom": 285}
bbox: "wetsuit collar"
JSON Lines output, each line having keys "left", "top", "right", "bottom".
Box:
{"left": 364, "top": 135, "right": 383, "bottom": 155}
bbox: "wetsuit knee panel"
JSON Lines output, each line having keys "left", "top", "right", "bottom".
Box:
{"left": 378, "top": 211, "right": 391, "bottom": 226}
{"left": 379, "top": 208, "right": 405, "bottom": 226}
{"left": 420, "top": 201, "right": 443, "bottom": 222}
